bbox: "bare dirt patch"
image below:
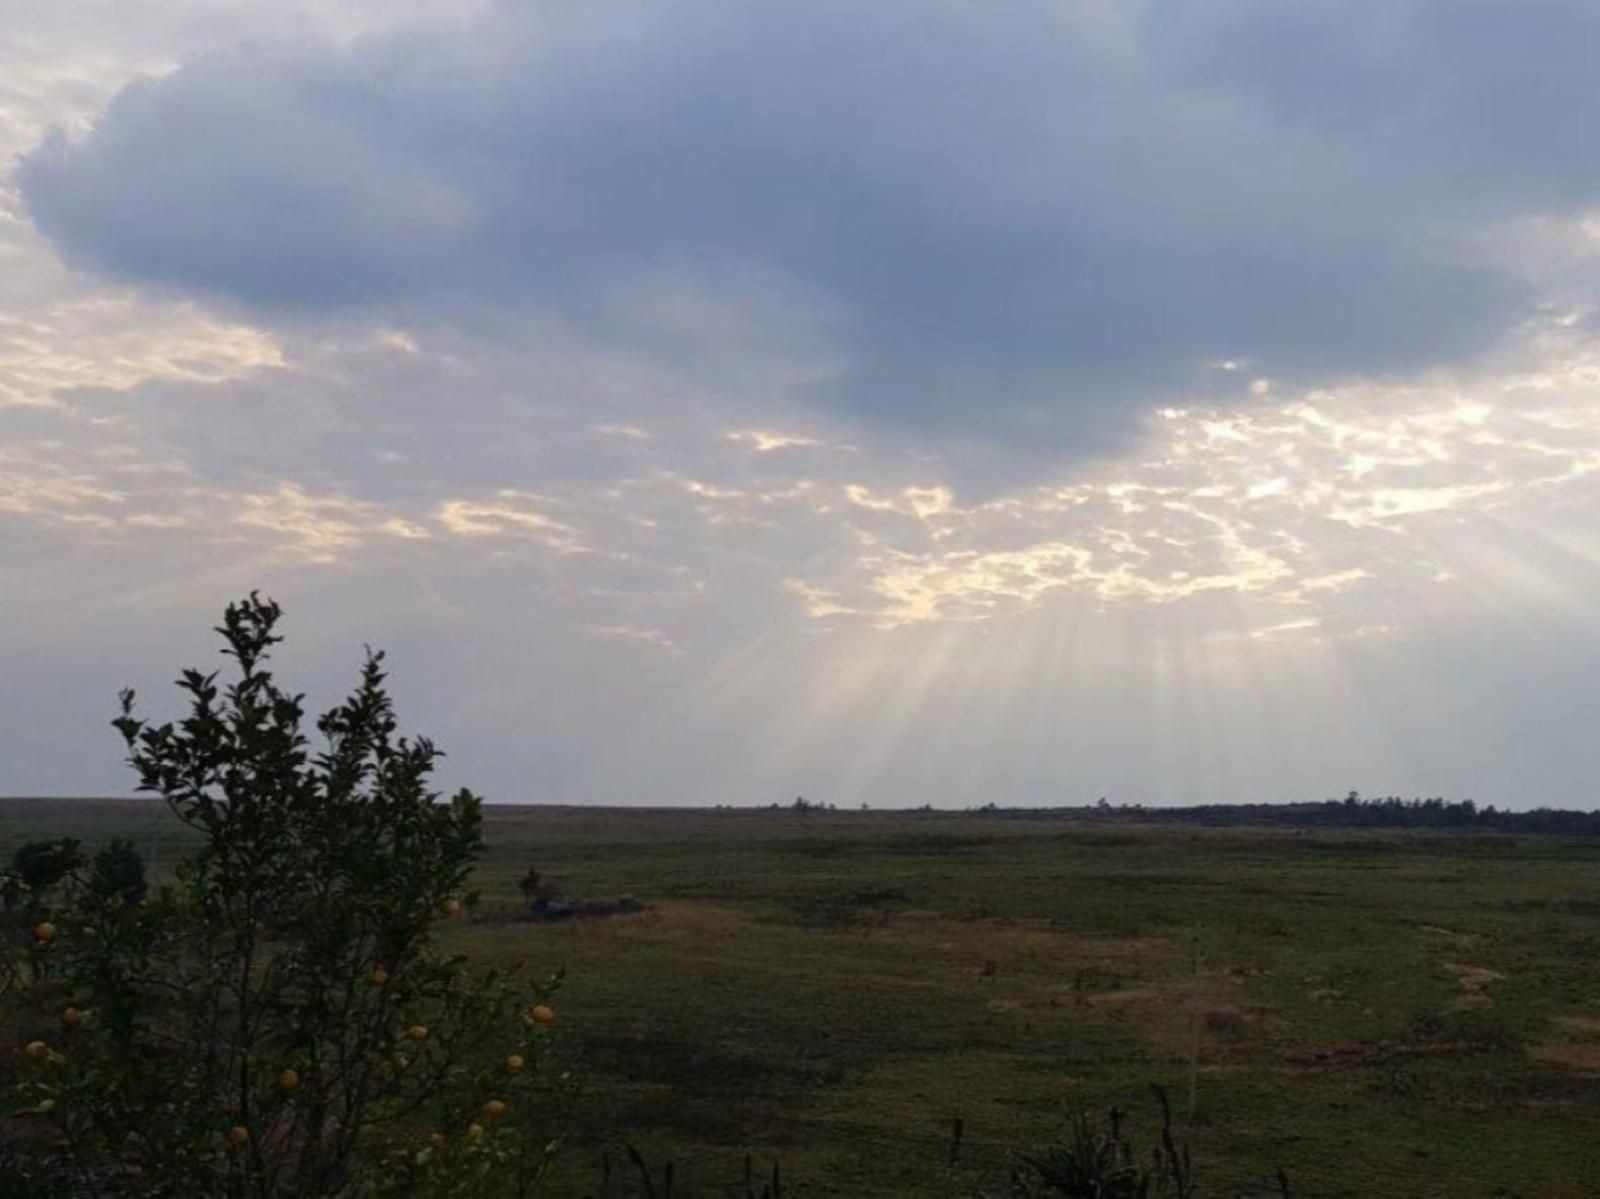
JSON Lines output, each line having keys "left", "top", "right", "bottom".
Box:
{"left": 1083, "top": 983, "right": 1279, "bottom": 1061}
{"left": 1531, "top": 1014, "right": 1600, "bottom": 1075}
{"left": 1441, "top": 961, "right": 1504, "bottom": 1009}
{"left": 607, "top": 900, "right": 745, "bottom": 941}
{"left": 1532, "top": 1042, "right": 1600, "bottom": 1071}
{"left": 1442, "top": 963, "right": 1504, "bottom": 989}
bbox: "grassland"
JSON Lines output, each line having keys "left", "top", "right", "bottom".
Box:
{"left": 6, "top": 799, "right": 1600, "bottom": 1196}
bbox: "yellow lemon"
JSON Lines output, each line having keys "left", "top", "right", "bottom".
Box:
{"left": 405, "top": 1025, "right": 429, "bottom": 1042}
{"left": 441, "top": 898, "right": 462, "bottom": 917}
{"left": 60, "top": 1007, "right": 82, "bottom": 1030}
{"left": 33, "top": 922, "right": 57, "bottom": 944}
{"left": 228, "top": 1126, "right": 250, "bottom": 1150}
{"left": 531, "top": 1004, "right": 556, "bottom": 1026}
{"left": 465, "top": 1122, "right": 485, "bottom": 1144}
{"left": 505, "top": 1053, "right": 525, "bottom": 1073}
{"left": 278, "top": 1068, "right": 301, "bottom": 1094}
{"left": 481, "top": 1099, "right": 508, "bottom": 1120}
{"left": 23, "top": 1040, "right": 49, "bottom": 1063}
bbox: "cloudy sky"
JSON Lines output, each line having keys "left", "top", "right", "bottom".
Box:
{"left": 6, "top": 1, "right": 1600, "bottom": 808}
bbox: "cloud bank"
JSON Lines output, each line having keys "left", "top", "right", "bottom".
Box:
{"left": 24, "top": 1, "right": 1600, "bottom": 450}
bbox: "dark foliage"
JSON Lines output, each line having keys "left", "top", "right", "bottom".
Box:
{"left": 3, "top": 840, "right": 86, "bottom": 910}
{"left": 85, "top": 840, "right": 147, "bottom": 909}
{"left": 971, "top": 791, "right": 1600, "bottom": 836}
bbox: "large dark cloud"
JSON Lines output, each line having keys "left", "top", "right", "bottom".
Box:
{"left": 19, "top": 1, "right": 1600, "bottom": 449}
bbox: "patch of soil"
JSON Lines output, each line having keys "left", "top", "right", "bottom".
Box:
{"left": 1440, "top": 961, "right": 1504, "bottom": 1008}
{"left": 1530, "top": 1014, "right": 1600, "bottom": 1074}
{"left": 611, "top": 901, "right": 745, "bottom": 941}
{"left": 1442, "top": 962, "right": 1504, "bottom": 989}
{"left": 1532, "top": 1042, "right": 1600, "bottom": 1072}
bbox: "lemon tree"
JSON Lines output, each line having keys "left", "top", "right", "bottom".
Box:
{"left": 3, "top": 595, "right": 565, "bottom": 1196}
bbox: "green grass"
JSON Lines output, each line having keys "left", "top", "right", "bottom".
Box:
{"left": 8, "top": 800, "right": 1600, "bottom": 1195}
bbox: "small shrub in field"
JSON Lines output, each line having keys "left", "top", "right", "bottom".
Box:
{"left": 1007, "top": 1090, "right": 1195, "bottom": 1199}
{"left": 1, "top": 595, "right": 566, "bottom": 1197}
{"left": 1004, "top": 1090, "right": 1290, "bottom": 1199}
{"left": 517, "top": 868, "right": 558, "bottom": 908}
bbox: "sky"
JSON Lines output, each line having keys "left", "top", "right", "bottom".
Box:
{"left": 5, "top": 1, "right": 1600, "bottom": 809}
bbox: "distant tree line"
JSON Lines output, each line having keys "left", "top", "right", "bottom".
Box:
{"left": 963, "top": 791, "right": 1600, "bottom": 836}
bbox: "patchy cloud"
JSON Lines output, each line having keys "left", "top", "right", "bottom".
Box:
{"left": 9, "top": 315, "right": 1600, "bottom": 804}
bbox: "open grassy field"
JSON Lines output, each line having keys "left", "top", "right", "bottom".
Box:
{"left": 6, "top": 800, "right": 1600, "bottom": 1196}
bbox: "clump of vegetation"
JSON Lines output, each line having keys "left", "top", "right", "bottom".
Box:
{"left": 1004, "top": 1090, "right": 1295, "bottom": 1199}
{"left": 518, "top": 867, "right": 559, "bottom": 909}
{"left": 2, "top": 839, "right": 85, "bottom": 911}
{"left": 1006, "top": 1090, "right": 1197, "bottom": 1198}
{"left": 85, "top": 839, "right": 148, "bottom": 909}
{"left": 1, "top": 595, "right": 564, "bottom": 1197}
{"left": 517, "top": 865, "right": 643, "bottom": 921}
